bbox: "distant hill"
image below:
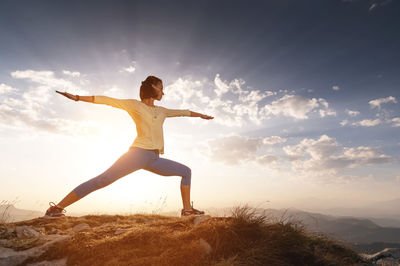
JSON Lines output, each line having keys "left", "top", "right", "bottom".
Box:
{"left": 0, "top": 204, "right": 43, "bottom": 223}
{"left": 261, "top": 208, "right": 400, "bottom": 244}
{"left": 0, "top": 204, "right": 87, "bottom": 223}
{"left": 370, "top": 198, "right": 400, "bottom": 211}
{"left": 299, "top": 198, "right": 400, "bottom": 223}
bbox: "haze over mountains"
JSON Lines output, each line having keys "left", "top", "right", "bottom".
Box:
{"left": 266, "top": 197, "right": 400, "bottom": 226}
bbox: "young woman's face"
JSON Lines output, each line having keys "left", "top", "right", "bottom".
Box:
{"left": 151, "top": 82, "right": 164, "bottom": 101}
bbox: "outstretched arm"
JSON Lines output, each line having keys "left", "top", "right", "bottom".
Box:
{"left": 55, "top": 91, "right": 94, "bottom": 103}
{"left": 55, "top": 91, "right": 134, "bottom": 111}
{"left": 164, "top": 107, "right": 214, "bottom": 120}
{"left": 189, "top": 111, "right": 214, "bottom": 120}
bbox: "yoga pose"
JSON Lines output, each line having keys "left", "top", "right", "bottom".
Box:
{"left": 44, "top": 75, "right": 213, "bottom": 218}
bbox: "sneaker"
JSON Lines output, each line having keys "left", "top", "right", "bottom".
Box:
{"left": 181, "top": 201, "right": 205, "bottom": 217}
{"left": 43, "top": 202, "right": 67, "bottom": 219}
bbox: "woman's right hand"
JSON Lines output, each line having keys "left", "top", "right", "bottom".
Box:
{"left": 55, "top": 90, "right": 79, "bottom": 101}
{"left": 200, "top": 114, "right": 214, "bottom": 120}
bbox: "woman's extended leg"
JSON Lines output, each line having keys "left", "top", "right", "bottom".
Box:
{"left": 144, "top": 156, "right": 192, "bottom": 209}
{"left": 57, "top": 190, "right": 80, "bottom": 209}
{"left": 57, "top": 148, "right": 151, "bottom": 209}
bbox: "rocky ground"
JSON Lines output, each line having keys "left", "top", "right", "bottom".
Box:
{"left": 0, "top": 206, "right": 395, "bottom": 266}
{"left": 0, "top": 214, "right": 214, "bottom": 266}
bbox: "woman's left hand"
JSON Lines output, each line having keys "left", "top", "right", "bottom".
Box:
{"left": 200, "top": 114, "right": 214, "bottom": 120}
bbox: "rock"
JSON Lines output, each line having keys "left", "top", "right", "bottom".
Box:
{"left": 99, "top": 222, "right": 115, "bottom": 227}
{"left": 0, "top": 227, "right": 15, "bottom": 238}
{"left": 172, "top": 231, "right": 181, "bottom": 236}
{"left": 114, "top": 229, "right": 129, "bottom": 235}
{"left": 34, "top": 227, "right": 46, "bottom": 234}
{"left": 376, "top": 258, "right": 399, "bottom": 266}
{"left": 199, "top": 238, "right": 212, "bottom": 254}
{"left": 0, "top": 246, "right": 15, "bottom": 257}
{"left": 15, "top": 226, "right": 40, "bottom": 239}
{"left": 0, "top": 234, "right": 70, "bottom": 266}
{"left": 26, "top": 257, "right": 68, "bottom": 266}
{"left": 136, "top": 218, "right": 151, "bottom": 223}
{"left": 71, "top": 223, "right": 91, "bottom": 232}
{"left": 193, "top": 215, "right": 211, "bottom": 226}
{"left": 361, "top": 248, "right": 400, "bottom": 262}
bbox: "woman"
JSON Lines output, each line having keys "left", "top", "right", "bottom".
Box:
{"left": 44, "top": 75, "right": 213, "bottom": 218}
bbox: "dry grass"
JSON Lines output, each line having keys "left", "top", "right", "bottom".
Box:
{"left": 1, "top": 203, "right": 367, "bottom": 266}
{"left": 0, "top": 198, "right": 21, "bottom": 238}
{"left": 0, "top": 198, "right": 20, "bottom": 224}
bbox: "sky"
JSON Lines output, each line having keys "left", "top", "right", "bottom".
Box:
{"left": 0, "top": 0, "right": 399, "bottom": 215}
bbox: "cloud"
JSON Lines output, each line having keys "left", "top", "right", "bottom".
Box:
{"left": 262, "top": 95, "right": 317, "bottom": 119}
{"left": 214, "top": 74, "right": 231, "bottom": 96}
{"left": 256, "top": 155, "right": 279, "bottom": 165}
{"left": 10, "top": 70, "right": 88, "bottom": 108}
{"left": 390, "top": 117, "right": 400, "bottom": 127}
{"left": 369, "top": 0, "right": 392, "bottom": 11}
{"left": 369, "top": 96, "right": 397, "bottom": 109}
{"left": 164, "top": 77, "right": 206, "bottom": 103}
{"left": 332, "top": 86, "right": 340, "bottom": 91}
{"left": 210, "top": 74, "right": 275, "bottom": 126}
{"left": 283, "top": 135, "right": 339, "bottom": 160}
{"left": 339, "top": 146, "right": 391, "bottom": 166}
{"left": 318, "top": 98, "right": 336, "bottom": 117}
{"left": 340, "top": 119, "right": 349, "bottom": 126}
{"left": 345, "top": 109, "right": 360, "bottom": 116}
{"left": 203, "top": 134, "right": 263, "bottom": 165}
{"left": 165, "top": 74, "right": 274, "bottom": 127}
{"left": 12, "top": 70, "right": 76, "bottom": 91}
{"left": 283, "top": 135, "right": 391, "bottom": 181}
{"left": 166, "top": 74, "right": 335, "bottom": 126}
{"left": 0, "top": 101, "right": 99, "bottom": 136}
{"left": 120, "top": 61, "right": 136, "bottom": 73}
{"left": 261, "top": 95, "right": 336, "bottom": 120}
{"left": 263, "top": 136, "right": 287, "bottom": 145}
{"left": 102, "top": 86, "right": 126, "bottom": 98}
{"left": 368, "top": 3, "right": 378, "bottom": 10}
{"left": 352, "top": 118, "right": 382, "bottom": 127}
{"left": 62, "top": 70, "right": 81, "bottom": 77}
{"left": 0, "top": 83, "right": 18, "bottom": 94}
{"left": 214, "top": 74, "right": 274, "bottom": 100}
{"left": 200, "top": 132, "right": 392, "bottom": 183}
{"left": 163, "top": 77, "right": 213, "bottom": 120}
{"left": 0, "top": 70, "right": 95, "bottom": 136}
{"left": 342, "top": 0, "right": 393, "bottom": 11}
{"left": 347, "top": 116, "right": 400, "bottom": 128}
{"left": 202, "top": 134, "right": 279, "bottom": 166}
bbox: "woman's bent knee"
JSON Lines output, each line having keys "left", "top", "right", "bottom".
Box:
{"left": 181, "top": 167, "right": 192, "bottom": 186}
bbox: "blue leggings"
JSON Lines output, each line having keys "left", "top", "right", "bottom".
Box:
{"left": 73, "top": 147, "right": 191, "bottom": 199}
